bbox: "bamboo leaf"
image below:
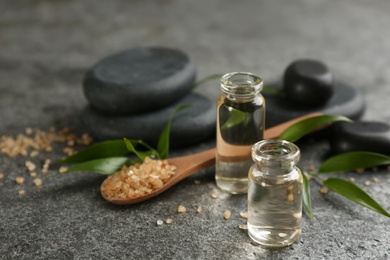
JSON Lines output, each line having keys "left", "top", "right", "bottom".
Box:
{"left": 323, "top": 177, "right": 390, "bottom": 218}
{"left": 59, "top": 139, "right": 129, "bottom": 164}
{"left": 221, "top": 108, "right": 249, "bottom": 130}
{"left": 65, "top": 157, "right": 131, "bottom": 175}
{"left": 157, "top": 104, "right": 190, "bottom": 159}
{"left": 123, "top": 138, "right": 158, "bottom": 161}
{"left": 301, "top": 170, "right": 313, "bottom": 219}
{"left": 278, "top": 115, "right": 352, "bottom": 142}
{"left": 318, "top": 152, "right": 390, "bottom": 174}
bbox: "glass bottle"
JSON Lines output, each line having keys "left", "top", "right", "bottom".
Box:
{"left": 216, "top": 72, "right": 265, "bottom": 194}
{"left": 247, "top": 139, "right": 303, "bottom": 247}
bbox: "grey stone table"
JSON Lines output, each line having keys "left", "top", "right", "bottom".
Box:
{"left": 1, "top": 1, "right": 389, "bottom": 259}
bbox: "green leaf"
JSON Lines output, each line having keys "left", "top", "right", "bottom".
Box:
{"left": 318, "top": 152, "right": 390, "bottom": 174}
{"left": 301, "top": 170, "right": 313, "bottom": 219}
{"left": 59, "top": 139, "right": 129, "bottom": 164}
{"left": 157, "top": 104, "right": 190, "bottom": 159}
{"left": 65, "top": 157, "right": 131, "bottom": 175}
{"left": 221, "top": 108, "right": 249, "bottom": 130}
{"left": 278, "top": 114, "right": 352, "bottom": 142}
{"left": 123, "top": 138, "right": 158, "bottom": 161}
{"left": 323, "top": 177, "right": 390, "bottom": 218}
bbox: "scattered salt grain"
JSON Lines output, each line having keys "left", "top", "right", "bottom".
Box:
{"left": 33, "top": 178, "right": 42, "bottom": 187}
{"left": 1, "top": 127, "right": 91, "bottom": 158}
{"left": 178, "top": 205, "right": 187, "bottom": 213}
{"left": 42, "top": 159, "right": 51, "bottom": 174}
{"left": 29, "top": 150, "right": 39, "bottom": 158}
{"left": 319, "top": 187, "right": 329, "bottom": 194}
{"left": 25, "top": 127, "right": 33, "bottom": 135}
{"left": 59, "top": 166, "right": 68, "bottom": 174}
{"left": 211, "top": 193, "right": 219, "bottom": 199}
{"left": 156, "top": 220, "right": 164, "bottom": 226}
{"left": 239, "top": 224, "right": 248, "bottom": 230}
{"left": 223, "top": 210, "right": 231, "bottom": 220}
{"left": 240, "top": 211, "right": 248, "bottom": 219}
{"left": 25, "top": 161, "right": 36, "bottom": 172}
{"left": 15, "top": 177, "right": 25, "bottom": 184}
{"left": 63, "top": 147, "right": 74, "bottom": 156}
{"left": 364, "top": 180, "right": 371, "bottom": 186}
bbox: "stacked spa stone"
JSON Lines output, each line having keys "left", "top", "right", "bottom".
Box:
{"left": 82, "top": 47, "right": 216, "bottom": 148}
{"left": 264, "top": 59, "right": 366, "bottom": 127}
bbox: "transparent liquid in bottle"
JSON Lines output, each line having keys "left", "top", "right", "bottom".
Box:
{"left": 247, "top": 168, "right": 302, "bottom": 247}
{"left": 216, "top": 95, "right": 264, "bottom": 194}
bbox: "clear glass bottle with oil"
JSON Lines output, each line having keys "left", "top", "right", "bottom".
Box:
{"left": 216, "top": 72, "right": 265, "bottom": 194}
{"left": 248, "top": 139, "right": 303, "bottom": 247}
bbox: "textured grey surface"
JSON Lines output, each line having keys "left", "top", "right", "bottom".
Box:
{"left": 1, "top": 0, "right": 390, "bottom": 259}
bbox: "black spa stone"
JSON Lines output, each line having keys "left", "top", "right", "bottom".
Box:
{"left": 283, "top": 59, "right": 334, "bottom": 107}
{"left": 83, "top": 47, "right": 196, "bottom": 115}
{"left": 81, "top": 93, "right": 216, "bottom": 148}
{"left": 330, "top": 121, "right": 390, "bottom": 156}
{"left": 263, "top": 82, "right": 365, "bottom": 127}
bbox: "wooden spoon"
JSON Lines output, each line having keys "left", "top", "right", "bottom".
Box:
{"left": 101, "top": 112, "right": 321, "bottom": 205}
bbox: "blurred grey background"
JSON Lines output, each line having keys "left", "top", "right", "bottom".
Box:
{"left": 1, "top": 1, "right": 389, "bottom": 259}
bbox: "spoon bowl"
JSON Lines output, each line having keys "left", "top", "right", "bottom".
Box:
{"left": 101, "top": 112, "right": 321, "bottom": 205}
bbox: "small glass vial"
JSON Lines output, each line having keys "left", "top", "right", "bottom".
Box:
{"left": 216, "top": 72, "right": 265, "bottom": 194}
{"left": 247, "top": 139, "right": 302, "bottom": 247}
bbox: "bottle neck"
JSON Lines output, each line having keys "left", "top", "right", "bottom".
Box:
{"left": 252, "top": 140, "right": 300, "bottom": 176}
{"left": 220, "top": 72, "right": 263, "bottom": 102}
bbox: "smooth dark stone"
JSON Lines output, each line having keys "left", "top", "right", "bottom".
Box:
{"left": 81, "top": 93, "right": 216, "bottom": 148}
{"left": 83, "top": 47, "right": 196, "bottom": 115}
{"left": 263, "top": 82, "right": 365, "bottom": 127}
{"left": 283, "top": 59, "right": 334, "bottom": 107}
{"left": 330, "top": 121, "right": 390, "bottom": 155}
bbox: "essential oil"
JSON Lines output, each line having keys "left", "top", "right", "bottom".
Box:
{"left": 247, "top": 140, "right": 303, "bottom": 247}
{"left": 216, "top": 72, "right": 265, "bottom": 194}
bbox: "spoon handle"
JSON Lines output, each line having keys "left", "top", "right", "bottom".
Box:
{"left": 167, "top": 149, "right": 216, "bottom": 182}
{"left": 170, "top": 112, "right": 322, "bottom": 172}
{"left": 217, "top": 112, "right": 322, "bottom": 162}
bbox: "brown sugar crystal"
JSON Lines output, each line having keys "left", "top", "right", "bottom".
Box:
{"left": 25, "top": 161, "right": 36, "bottom": 172}
{"left": 15, "top": 177, "right": 25, "bottom": 184}
{"left": 1, "top": 127, "right": 93, "bottom": 158}
{"left": 177, "top": 205, "right": 187, "bottom": 213}
{"left": 223, "top": 210, "right": 231, "bottom": 220}
{"left": 101, "top": 157, "right": 176, "bottom": 200}
{"left": 33, "top": 178, "right": 43, "bottom": 187}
